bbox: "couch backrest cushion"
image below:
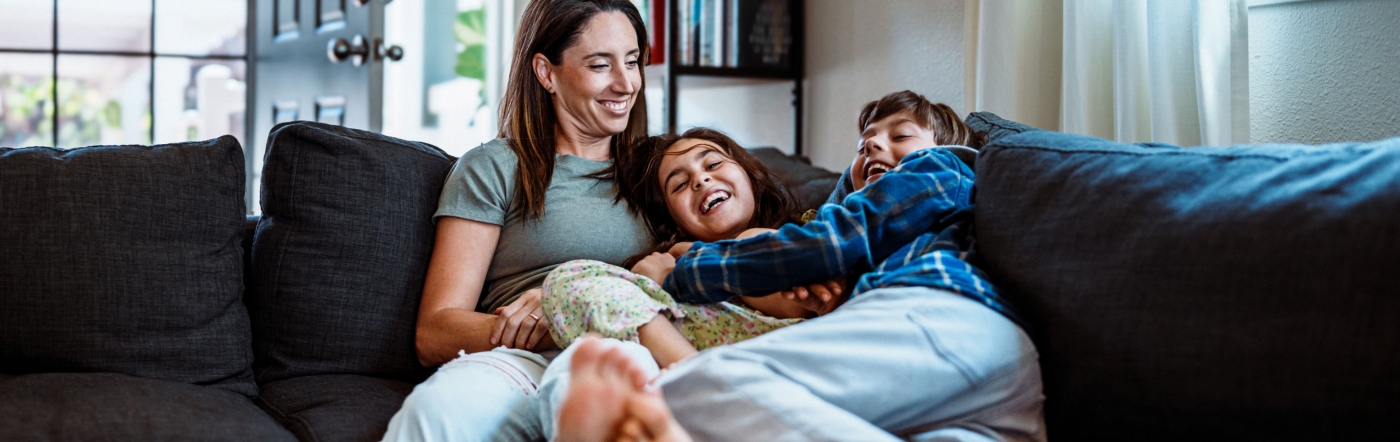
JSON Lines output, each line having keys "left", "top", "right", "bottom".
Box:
{"left": 975, "top": 130, "right": 1400, "bottom": 439}
{"left": 0, "top": 137, "right": 256, "bottom": 396}
{"left": 748, "top": 147, "right": 840, "bottom": 211}
{"left": 250, "top": 122, "right": 453, "bottom": 384}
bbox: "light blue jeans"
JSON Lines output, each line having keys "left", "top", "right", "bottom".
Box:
{"left": 386, "top": 287, "right": 1045, "bottom": 441}
{"left": 539, "top": 287, "right": 1047, "bottom": 441}
{"left": 382, "top": 346, "right": 560, "bottom": 442}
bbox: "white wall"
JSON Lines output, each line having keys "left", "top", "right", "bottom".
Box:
{"left": 672, "top": 77, "right": 798, "bottom": 155}
{"left": 803, "top": 0, "right": 966, "bottom": 172}
{"left": 1248, "top": 0, "right": 1400, "bottom": 144}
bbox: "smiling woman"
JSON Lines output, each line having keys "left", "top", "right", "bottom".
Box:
{"left": 382, "top": 1, "right": 655, "bottom": 440}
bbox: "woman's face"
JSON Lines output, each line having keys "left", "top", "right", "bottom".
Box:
{"left": 851, "top": 110, "right": 937, "bottom": 190}
{"left": 657, "top": 138, "right": 756, "bottom": 243}
{"left": 538, "top": 11, "right": 642, "bottom": 142}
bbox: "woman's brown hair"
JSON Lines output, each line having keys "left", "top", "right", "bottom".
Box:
{"left": 499, "top": 0, "right": 650, "bottom": 220}
{"left": 618, "top": 128, "right": 800, "bottom": 245}
{"left": 858, "top": 90, "right": 985, "bottom": 149}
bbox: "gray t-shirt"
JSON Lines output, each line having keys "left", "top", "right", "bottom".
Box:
{"left": 435, "top": 139, "right": 652, "bottom": 312}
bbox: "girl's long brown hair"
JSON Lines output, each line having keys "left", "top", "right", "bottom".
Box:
{"left": 617, "top": 128, "right": 800, "bottom": 247}
{"left": 499, "top": 0, "right": 649, "bottom": 220}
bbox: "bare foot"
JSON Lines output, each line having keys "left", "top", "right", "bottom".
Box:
{"left": 556, "top": 337, "right": 691, "bottom": 442}
{"left": 618, "top": 388, "right": 691, "bottom": 442}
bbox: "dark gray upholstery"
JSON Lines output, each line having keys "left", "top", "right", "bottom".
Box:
{"left": 0, "top": 138, "right": 256, "bottom": 397}
{"left": 748, "top": 147, "right": 840, "bottom": 211}
{"left": 249, "top": 121, "right": 455, "bottom": 385}
{"left": 974, "top": 129, "right": 1400, "bottom": 439}
{"left": 257, "top": 374, "right": 416, "bottom": 442}
{"left": 0, "top": 373, "right": 295, "bottom": 442}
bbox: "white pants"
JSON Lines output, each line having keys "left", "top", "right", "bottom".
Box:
{"left": 539, "top": 287, "right": 1046, "bottom": 441}
{"left": 382, "top": 347, "right": 558, "bottom": 442}
{"left": 389, "top": 288, "right": 1047, "bottom": 439}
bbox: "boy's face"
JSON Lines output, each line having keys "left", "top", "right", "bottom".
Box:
{"left": 657, "top": 138, "right": 756, "bottom": 243}
{"left": 852, "top": 110, "right": 938, "bottom": 190}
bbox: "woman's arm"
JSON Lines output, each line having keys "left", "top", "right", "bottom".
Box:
{"left": 415, "top": 217, "right": 507, "bottom": 367}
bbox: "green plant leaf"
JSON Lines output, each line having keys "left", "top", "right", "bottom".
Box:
{"left": 455, "top": 44, "right": 487, "bottom": 81}
{"left": 454, "top": 9, "right": 487, "bottom": 47}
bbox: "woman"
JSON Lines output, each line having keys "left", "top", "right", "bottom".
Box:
{"left": 383, "top": 0, "right": 653, "bottom": 440}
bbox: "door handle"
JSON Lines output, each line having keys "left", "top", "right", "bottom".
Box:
{"left": 374, "top": 38, "right": 405, "bottom": 62}
{"left": 328, "top": 35, "right": 370, "bottom": 66}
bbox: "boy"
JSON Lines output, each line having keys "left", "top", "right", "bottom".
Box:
{"left": 553, "top": 91, "right": 1045, "bottom": 442}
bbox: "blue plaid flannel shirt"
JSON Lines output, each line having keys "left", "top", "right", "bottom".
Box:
{"left": 662, "top": 148, "right": 1023, "bottom": 328}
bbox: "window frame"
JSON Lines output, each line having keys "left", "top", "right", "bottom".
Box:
{"left": 0, "top": 0, "right": 251, "bottom": 149}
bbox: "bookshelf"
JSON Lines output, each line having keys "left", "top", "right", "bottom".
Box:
{"left": 655, "top": 0, "right": 806, "bottom": 155}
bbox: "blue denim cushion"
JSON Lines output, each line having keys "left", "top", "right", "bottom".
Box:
{"left": 974, "top": 130, "right": 1400, "bottom": 439}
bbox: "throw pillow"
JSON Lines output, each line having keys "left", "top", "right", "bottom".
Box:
{"left": 249, "top": 121, "right": 454, "bottom": 384}
{"left": 0, "top": 137, "right": 255, "bottom": 396}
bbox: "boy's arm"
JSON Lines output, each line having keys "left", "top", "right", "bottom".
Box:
{"left": 662, "top": 149, "right": 975, "bottom": 304}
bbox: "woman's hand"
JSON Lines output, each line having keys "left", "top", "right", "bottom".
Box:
{"left": 492, "top": 287, "right": 552, "bottom": 350}
{"left": 632, "top": 252, "right": 677, "bottom": 285}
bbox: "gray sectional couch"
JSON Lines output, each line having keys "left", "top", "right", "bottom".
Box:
{"left": 2, "top": 115, "right": 1397, "bottom": 441}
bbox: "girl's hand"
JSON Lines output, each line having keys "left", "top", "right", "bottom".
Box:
{"left": 631, "top": 252, "right": 677, "bottom": 285}
{"left": 492, "top": 287, "right": 552, "bottom": 350}
{"left": 667, "top": 242, "right": 693, "bottom": 258}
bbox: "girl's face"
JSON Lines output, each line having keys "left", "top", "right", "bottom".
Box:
{"left": 535, "top": 11, "right": 642, "bottom": 142}
{"left": 657, "top": 138, "right": 756, "bottom": 243}
{"left": 852, "top": 110, "right": 938, "bottom": 190}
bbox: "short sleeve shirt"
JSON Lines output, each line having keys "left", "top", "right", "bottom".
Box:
{"left": 435, "top": 139, "right": 653, "bottom": 312}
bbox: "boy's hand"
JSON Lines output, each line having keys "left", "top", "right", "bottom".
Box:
{"left": 631, "top": 252, "right": 677, "bottom": 285}
{"left": 780, "top": 278, "right": 847, "bottom": 316}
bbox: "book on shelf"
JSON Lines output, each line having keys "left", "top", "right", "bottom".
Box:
{"left": 674, "top": 0, "right": 795, "bottom": 71}
{"left": 651, "top": 0, "right": 667, "bottom": 65}
{"left": 736, "top": 0, "right": 794, "bottom": 70}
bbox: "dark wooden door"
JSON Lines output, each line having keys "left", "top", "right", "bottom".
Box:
{"left": 251, "top": 0, "right": 391, "bottom": 186}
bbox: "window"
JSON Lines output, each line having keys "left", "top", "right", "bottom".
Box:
{"left": 0, "top": 0, "right": 248, "bottom": 150}
{"left": 382, "top": 0, "right": 512, "bottom": 156}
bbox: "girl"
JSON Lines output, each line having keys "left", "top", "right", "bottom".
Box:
{"left": 540, "top": 128, "right": 843, "bottom": 367}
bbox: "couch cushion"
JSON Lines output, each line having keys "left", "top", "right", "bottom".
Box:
{"left": 974, "top": 131, "right": 1400, "bottom": 439}
{"left": 0, "top": 138, "right": 256, "bottom": 396}
{"left": 0, "top": 373, "right": 295, "bottom": 441}
{"left": 250, "top": 121, "right": 454, "bottom": 384}
{"left": 748, "top": 147, "right": 840, "bottom": 211}
{"left": 964, "top": 111, "right": 1040, "bottom": 146}
{"left": 257, "top": 374, "right": 415, "bottom": 442}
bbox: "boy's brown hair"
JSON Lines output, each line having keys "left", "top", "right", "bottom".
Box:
{"left": 858, "top": 90, "right": 985, "bottom": 149}
{"left": 617, "top": 128, "right": 800, "bottom": 246}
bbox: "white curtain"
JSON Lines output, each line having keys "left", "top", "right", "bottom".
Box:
{"left": 968, "top": 0, "right": 1250, "bottom": 146}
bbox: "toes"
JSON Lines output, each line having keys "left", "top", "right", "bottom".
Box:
{"left": 570, "top": 335, "right": 607, "bottom": 376}
{"left": 627, "top": 390, "right": 687, "bottom": 441}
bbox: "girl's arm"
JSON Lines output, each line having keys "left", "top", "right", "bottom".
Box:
{"left": 415, "top": 217, "right": 550, "bottom": 367}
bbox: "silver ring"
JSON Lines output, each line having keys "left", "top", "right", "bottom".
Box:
{"left": 529, "top": 314, "right": 541, "bottom": 321}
